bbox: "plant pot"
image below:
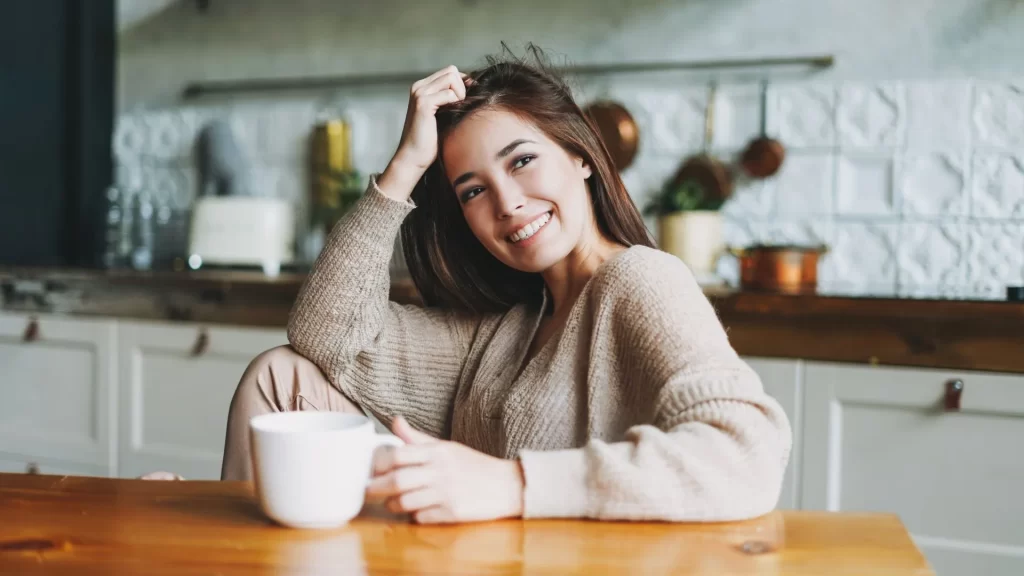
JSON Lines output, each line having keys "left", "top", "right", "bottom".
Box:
{"left": 657, "top": 211, "right": 724, "bottom": 280}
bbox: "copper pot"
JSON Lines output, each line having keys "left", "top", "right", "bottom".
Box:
{"left": 728, "top": 244, "right": 828, "bottom": 294}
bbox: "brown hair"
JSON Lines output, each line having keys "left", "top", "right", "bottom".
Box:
{"left": 400, "top": 45, "right": 654, "bottom": 313}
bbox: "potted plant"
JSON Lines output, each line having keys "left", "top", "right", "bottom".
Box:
{"left": 312, "top": 169, "right": 364, "bottom": 232}
{"left": 643, "top": 175, "right": 729, "bottom": 283}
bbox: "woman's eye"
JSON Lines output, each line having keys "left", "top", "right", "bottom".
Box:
{"left": 513, "top": 155, "right": 535, "bottom": 170}
{"left": 461, "top": 187, "right": 484, "bottom": 202}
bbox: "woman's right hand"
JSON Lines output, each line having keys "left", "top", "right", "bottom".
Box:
{"left": 378, "top": 65, "right": 468, "bottom": 201}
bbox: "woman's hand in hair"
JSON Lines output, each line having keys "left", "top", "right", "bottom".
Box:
{"left": 367, "top": 416, "right": 525, "bottom": 524}
{"left": 378, "top": 66, "right": 469, "bottom": 201}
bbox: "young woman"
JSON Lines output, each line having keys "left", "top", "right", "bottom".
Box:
{"left": 220, "top": 53, "right": 791, "bottom": 524}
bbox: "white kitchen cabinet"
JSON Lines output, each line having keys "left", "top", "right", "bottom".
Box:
{"left": 742, "top": 357, "right": 802, "bottom": 510}
{"left": 0, "top": 312, "right": 116, "bottom": 476}
{"left": 0, "top": 452, "right": 108, "bottom": 477}
{"left": 801, "top": 361, "right": 1024, "bottom": 576}
{"left": 117, "top": 321, "right": 286, "bottom": 480}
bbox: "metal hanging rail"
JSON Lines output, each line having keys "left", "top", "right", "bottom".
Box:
{"left": 180, "top": 54, "right": 834, "bottom": 100}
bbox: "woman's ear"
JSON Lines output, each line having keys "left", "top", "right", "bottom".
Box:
{"left": 579, "top": 157, "right": 593, "bottom": 180}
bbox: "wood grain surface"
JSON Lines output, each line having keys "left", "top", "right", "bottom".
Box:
{"left": 0, "top": 473, "right": 934, "bottom": 575}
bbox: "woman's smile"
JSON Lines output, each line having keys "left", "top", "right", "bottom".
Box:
{"left": 506, "top": 211, "right": 553, "bottom": 245}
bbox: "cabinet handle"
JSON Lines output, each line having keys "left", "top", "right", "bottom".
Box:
{"left": 944, "top": 379, "right": 964, "bottom": 412}
{"left": 26, "top": 462, "right": 40, "bottom": 474}
{"left": 23, "top": 317, "right": 40, "bottom": 342}
{"left": 191, "top": 329, "right": 209, "bottom": 356}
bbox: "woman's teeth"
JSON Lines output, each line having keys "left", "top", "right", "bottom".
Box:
{"left": 508, "top": 212, "right": 551, "bottom": 243}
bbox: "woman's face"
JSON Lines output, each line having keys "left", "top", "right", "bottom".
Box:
{"left": 442, "top": 109, "right": 593, "bottom": 273}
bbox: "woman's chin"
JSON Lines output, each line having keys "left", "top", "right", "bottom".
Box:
{"left": 499, "top": 242, "right": 568, "bottom": 274}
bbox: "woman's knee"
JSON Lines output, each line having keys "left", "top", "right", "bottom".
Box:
{"left": 232, "top": 345, "right": 302, "bottom": 412}
{"left": 234, "top": 345, "right": 359, "bottom": 414}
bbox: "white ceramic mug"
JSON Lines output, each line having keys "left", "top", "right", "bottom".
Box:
{"left": 249, "top": 412, "right": 402, "bottom": 529}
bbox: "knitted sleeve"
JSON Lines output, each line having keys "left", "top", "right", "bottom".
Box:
{"left": 518, "top": 249, "right": 792, "bottom": 521}
{"left": 287, "top": 175, "right": 480, "bottom": 438}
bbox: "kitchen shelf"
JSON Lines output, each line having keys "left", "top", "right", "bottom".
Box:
{"left": 181, "top": 54, "right": 835, "bottom": 100}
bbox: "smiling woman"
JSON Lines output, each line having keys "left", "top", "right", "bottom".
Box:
{"left": 403, "top": 54, "right": 654, "bottom": 312}
{"left": 219, "top": 45, "right": 792, "bottom": 525}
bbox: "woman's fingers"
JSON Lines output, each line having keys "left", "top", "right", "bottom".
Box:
{"left": 367, "top": 463, "right": 435, "bottom": 498}
{"left": 386, "top": 488, "right": 441, "bottom": 514}
{"left": 412, "top": 65, "right": 460, "bottom": 93}
{"left": 415, "top": 69, "right": 466, "bottom": 101}
{"left": 390, "top": 415, "right": 436, "bottom": 445}
{"left": 413, "top": 507, "right": 451, "bottom": 524}
{"left": 372, "top": 442, "right": 432, "bottom": 475}
{"left": 418, "top": 89, "right": 461, "bottom": 111}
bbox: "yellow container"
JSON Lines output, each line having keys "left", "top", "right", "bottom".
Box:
{"left": 311, "top": 120, "right": 352, "bottom": 209}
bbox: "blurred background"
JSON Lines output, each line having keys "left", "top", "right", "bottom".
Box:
{"left": 2, "top": 3, "right": 1023, "bottom": 575}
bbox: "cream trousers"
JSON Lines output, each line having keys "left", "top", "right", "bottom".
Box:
{"left": 220, "top": 345, "right": 369, "bottom": 481}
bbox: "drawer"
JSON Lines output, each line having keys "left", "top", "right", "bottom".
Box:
{"left": 802, "top": 362, "right": 1024, "bottom": 575}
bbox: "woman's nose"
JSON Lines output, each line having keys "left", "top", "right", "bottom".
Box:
{"left": 493, "top": 183, "right": 527, "bottom": 219}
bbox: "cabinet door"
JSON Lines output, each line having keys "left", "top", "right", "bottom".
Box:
{"left": 743, "top": 357, "right": 802, "bottom": 510}
{"left": 0, "top": 452, "right": 107, "bottom": 477}
{"left": 118, "top": 321, "right": 286, "bottom": 480}
{"left": 0, "top": 313, "right": 116, "bottom": 475}
{"left": 802, "top": 362, "right": 1024, "bottom": 576}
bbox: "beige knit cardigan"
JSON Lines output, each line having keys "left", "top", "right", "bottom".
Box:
{"left": 287, "top": 176, "right": 792, "bottom": 521}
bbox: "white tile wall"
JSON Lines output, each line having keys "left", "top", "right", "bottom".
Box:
{"left": 113, "top": 76, "right": 1024, "bottom": 299}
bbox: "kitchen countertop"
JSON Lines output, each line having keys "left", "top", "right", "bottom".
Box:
{"left": 0, "top": 473, "right": 934, "bottom": 576}
{"left": 3, "top": 266, "right": 1023, "bottom": 374}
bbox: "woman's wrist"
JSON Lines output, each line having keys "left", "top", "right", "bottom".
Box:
{"left": 378, "top": 155, "right": 425, "bottom": 202}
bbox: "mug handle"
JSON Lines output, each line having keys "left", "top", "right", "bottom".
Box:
{"left": 372, "top": 434, "right": 404, "bottom": 450}
{"left": 366, "top": 434, "right": 405, "bottom": 489}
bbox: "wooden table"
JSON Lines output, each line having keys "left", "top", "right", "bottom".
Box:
{"left": 0, "top": 473, "right": 933, "bottom": 575}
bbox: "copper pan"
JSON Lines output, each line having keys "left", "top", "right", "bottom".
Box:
{"left": 668, "top": 83, "right": 735, "bottom": 204}
{"left": 583, "top": 100, "right": 640, "bottom": 171}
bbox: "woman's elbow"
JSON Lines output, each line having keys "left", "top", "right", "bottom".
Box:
{"left": 725, "top": 407, "right": 792, "bottom": 520}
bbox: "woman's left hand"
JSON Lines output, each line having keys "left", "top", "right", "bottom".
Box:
{"left": 367, "top": 416, "right": 525, "bottom": 524}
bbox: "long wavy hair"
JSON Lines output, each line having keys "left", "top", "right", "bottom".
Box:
{"left": 400, "top": 45, "right": 654, "bottom": 314}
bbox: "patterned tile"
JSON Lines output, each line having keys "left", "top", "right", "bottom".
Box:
{"left": 835, "top": 152, "right": 897, "bottom": 217}
{"left": 143, "top": 109, "right": 204, "bottom": 159}
{"left": 820, "top": 222, "right": 899, "bottom": 294}
{"left": 971, "top": 152, "right": 1024, "bottom": 218}
{"left": 711, "top": 83, "right": 762, "bottom": 152}
{"left": 722, "top": 178, "right": 773, "bottom": 219}
{"left": 973, "top": 82, "right": 1024, "bottom": 149}
{"left": 905, "top": 79, "right": 971, "bottom": 155}
{"left": 902, "top": 153, "right": 967, "bottom": 217}
{"left": 115, "top": 161, "right": 144, "bottom": 192}
{"left": 226, "top": 105, "right": 264, "bottom": 162}
{"left": 113, "top": 114, "right": 146, "bottom": 161}
{"left": 258, "top": 100, "right": 319, "bottom": 160}
{"left": 897, "top": 222, "right": 966, "bottom": 288}
{"left": 145, "top": 163, "right": 197, "bottom": 210}
{"left": 837, "top": 83, "right": 905, "bottom": 148}
{"left": 966, "top": 222, "right": 1024, "bottom": 299}
{"left": 620, "top": 153, "right": 683, "bottom": 214}
{"left": 722, "top": 216, "right": 756, "bottom": 248}
{"left": 767, "top": 84, "right": 836, "bottom": 148}
{"left": 749, "top": 218, "right": 833, "bottom": 247}
{"left": 715, "top": 217, "right": 757, "bottom": 286}
{"left": 769, "top": 152, "right": 835, "bottom": 217}
{"left": 342, "top": 97, "right": 408, "bottom": 174}
{"left": 630, "top": 88, "right": 708, "bottom": 154}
